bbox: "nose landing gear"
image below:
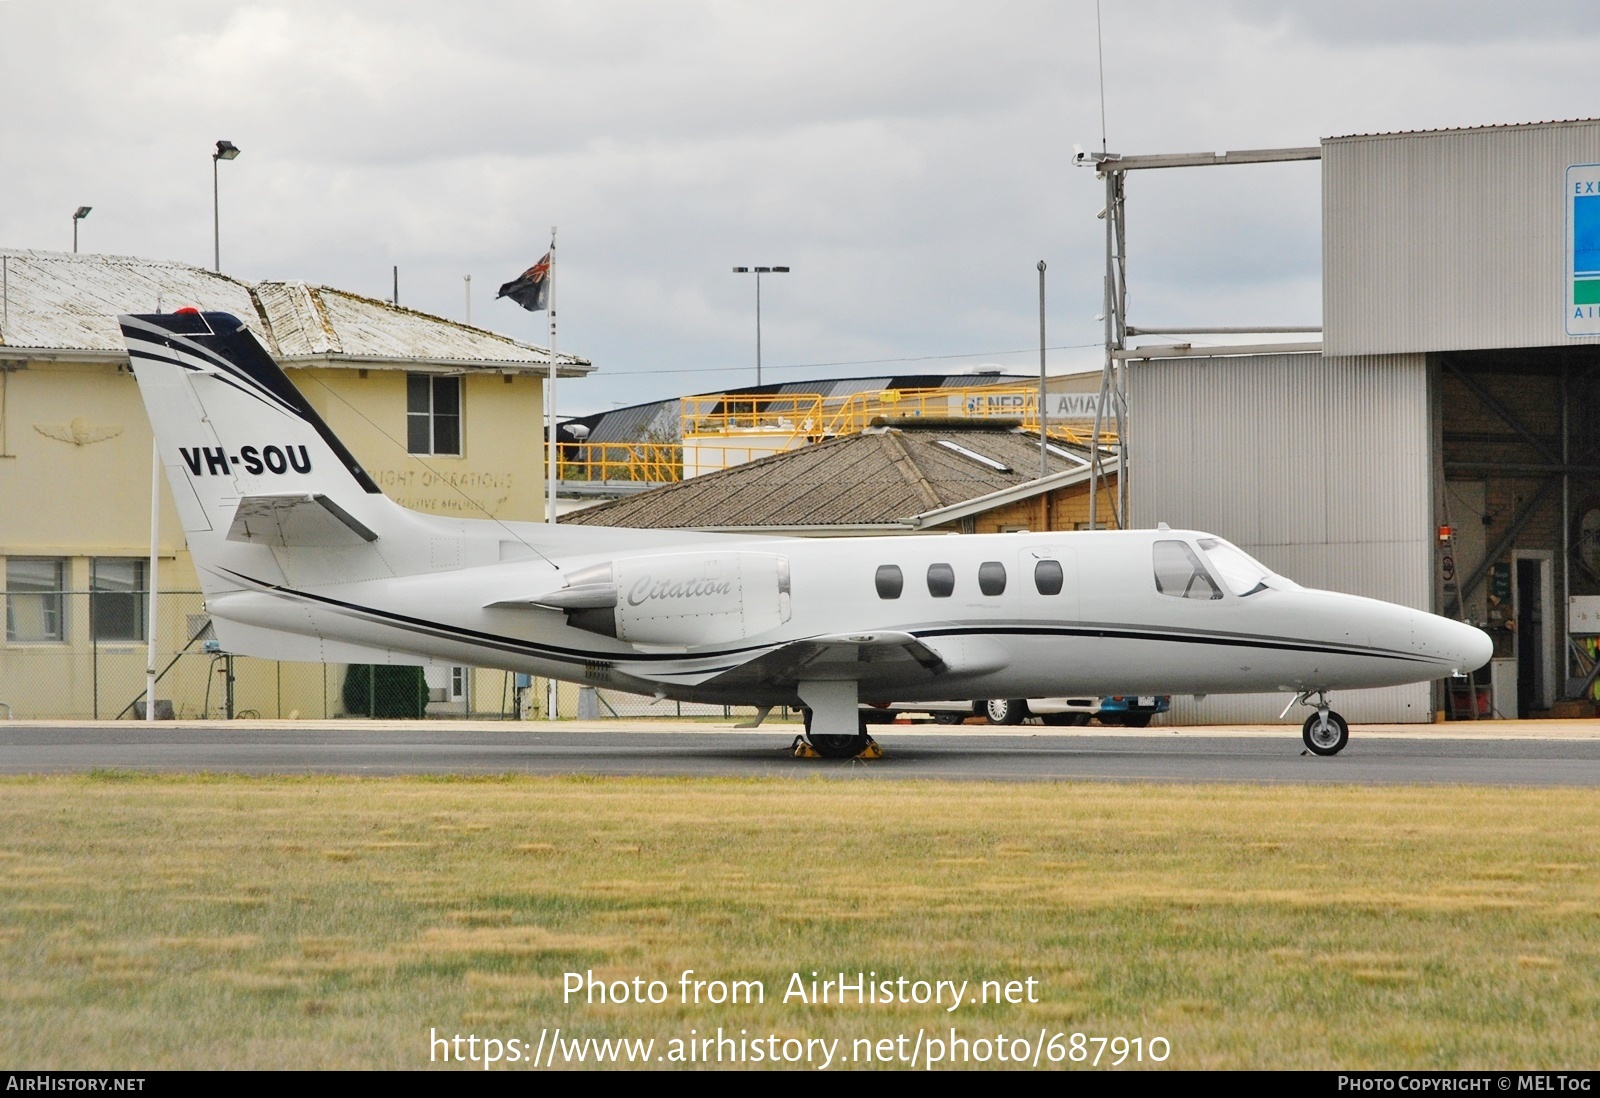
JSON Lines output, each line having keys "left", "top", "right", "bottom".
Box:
{"left": 1291, "top": 690, "right": 1349, "bottom": 755}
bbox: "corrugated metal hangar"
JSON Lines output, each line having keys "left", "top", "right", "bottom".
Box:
{"left": 1125, "top": 118, "right": 1600, "bottom": 723}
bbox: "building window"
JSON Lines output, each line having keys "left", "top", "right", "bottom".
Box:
{"left": 6, "top": 558, "right": 66, "bottom": 642}
{"left": 1034, "top": 559, "right": 1064, "bottom": 595}
{"left": 926, "top": 563, "right": 955, "bottom": 598}
{"left": 92, "top": 558, "right": 148, "bottom": 642}
{"left": 407, "top": 374, "right": 462, "bottom": 455}
{"left": 977, "top": 561, "right": 1007, "bottom": 596}
{"left": 874, "top": 564, "right": 904, "bottom": 599}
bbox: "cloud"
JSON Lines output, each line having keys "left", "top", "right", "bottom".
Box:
{"left": 3, "top": 1, "right": 1599, "bottom": 413}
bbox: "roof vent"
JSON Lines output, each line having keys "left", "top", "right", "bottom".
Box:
{"left": 936, "top": 439, "right": 1011, "bottom": 472}
{"left": 1043, "top": 442, "right": 1090, "bottom": 467}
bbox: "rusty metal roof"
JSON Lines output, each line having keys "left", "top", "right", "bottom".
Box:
{"left": 0, "top": 249, "right": 591, "bottom": 374}
{"left": 563, "top": 423, "right": 1106, "bottom": 531}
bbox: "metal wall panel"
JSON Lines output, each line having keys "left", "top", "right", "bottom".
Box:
{"left": 1324, "top": 120, "right": 1600, "bottom": 356}
{"left": 1129, "top": 351, "right": 1433, "bottom": 722}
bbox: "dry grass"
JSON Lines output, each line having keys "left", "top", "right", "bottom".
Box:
{"left": 1, "top": 774, "right": 1597, "bottom": 1069}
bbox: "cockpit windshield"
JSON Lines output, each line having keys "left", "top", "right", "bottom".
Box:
{"left": 1196, "top": 537, "right": 1275, "bottom": 597}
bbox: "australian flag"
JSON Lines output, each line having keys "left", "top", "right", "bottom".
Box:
{"left": 496, "top": 252, "right": 552, "bottom": 311}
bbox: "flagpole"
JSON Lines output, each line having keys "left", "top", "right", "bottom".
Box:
{"left": 546, "top": 227, "right": 559, "bottom": 724}
{"left": 547, "top": 226, "right": 557, "bottom": 526}
{"left": 146, "top": 440, "right": 160, "bottom": 722}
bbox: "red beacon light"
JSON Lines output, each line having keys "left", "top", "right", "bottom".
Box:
{"left": 175, "top": 307, "right": 200, "bottom": 315}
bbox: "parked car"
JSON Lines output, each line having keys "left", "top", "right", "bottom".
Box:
{"left": 863, "top": 696, "right": 1170, "bottom": 727}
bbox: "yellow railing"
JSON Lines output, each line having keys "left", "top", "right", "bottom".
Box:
{"left": 681, "top": 386, "right": 1119, "bottom": 449}
{"left": 556, "top": 442, "right": 682, "bottom": 484}
{"left": 560, "top": 386, "right": 1121, "bottom": 485}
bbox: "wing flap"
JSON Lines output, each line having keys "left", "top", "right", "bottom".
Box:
{"left": 701, "top": 631, "right": 949, "bottom": 688}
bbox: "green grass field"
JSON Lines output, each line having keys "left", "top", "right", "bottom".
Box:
{"left": 2, "top": 774, "right": 1597, "bottom": 1069}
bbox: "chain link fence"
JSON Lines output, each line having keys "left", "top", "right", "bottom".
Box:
{"left": 2, "top": 591, "right": 346, "bottom": 720}
{"left": 1, "top": 590, "right": 774, "bottom": 723}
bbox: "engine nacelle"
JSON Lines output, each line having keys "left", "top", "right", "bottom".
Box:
{"left": 542, "top": 551, "right": 792, "bottom": 646}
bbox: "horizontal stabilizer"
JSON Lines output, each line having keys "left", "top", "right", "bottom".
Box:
{"left": 226, "top": 493, "right": 379, "bottom": 547}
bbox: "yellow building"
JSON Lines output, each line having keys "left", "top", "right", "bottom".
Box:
{"left": 0, "top": 249, "right": 591, "bottom": 719}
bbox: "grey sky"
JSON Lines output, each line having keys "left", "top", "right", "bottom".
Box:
{"left": 3, "top": 1, "right": 1595, "bottom": 413}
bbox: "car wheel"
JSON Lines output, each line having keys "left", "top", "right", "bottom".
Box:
{"left": 985, "top": 699, "right": 1027, "bottom": 725}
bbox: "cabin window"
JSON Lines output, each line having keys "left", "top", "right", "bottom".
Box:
{"left": 875, "top": 564, "right": 904, "bottom": 599}
{"left": 91, "top": 558, "right": 148, "bottom": 642}
{"left": 1034, "top": 559, "right": 1064, "bottom": 595}
{"left": 407, "top": 374, "right": 462, "bottom": 455}
{"left": 1153, "top": 540, "right": 1222, "bottom": 600}
{"left": 977, "top": 561, "right": 1007, "bottom": 596}
{"left": 926, "top": 563, "right": 955, "bottom": 598}
{"left": 5, "top": 558, "right": 66, "bottom": 642}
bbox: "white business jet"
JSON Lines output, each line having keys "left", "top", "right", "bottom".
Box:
{"left": 119, "top": 311, "right": 1491, "bottom": 758}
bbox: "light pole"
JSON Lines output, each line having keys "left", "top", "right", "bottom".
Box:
{"left": 1037, "top": 259, "right": 1048, "bottom": 479}
{"left": 212, "top": 140, "right": 240, "bottom": 272}
{"left": 72, "top": 207, "right": 91, "bottom": 253}
{"left": 731, "top": 265, "right": 789, "bottom": 386}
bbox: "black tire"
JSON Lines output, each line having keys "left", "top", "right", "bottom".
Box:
{"left": 1095, "top": 712, "right": 1126, "bottom": 727}
{"left": 931, "top": 712, "right": 966, "bottom": 725}
{"left": 809, "top": 732, "right": 872, "bottom": 758}
{"left": 986, "top": 699, "right": 1028, "bottom": 725}
{"left": 1120, "top": 713, "right": 1153, "bottom": 728}
{"left": 1040, "top": 712, "right": 1089, "bottom": 726}
{"left": 804, "top": 710, "right": 872, "bottom": 758}
{"left": 1302, "top": 710, "right": 1349, "bottom": 756}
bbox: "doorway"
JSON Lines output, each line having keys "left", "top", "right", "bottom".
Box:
{"left": 1513, "top": 553, "right": 1554, "bottom": 717}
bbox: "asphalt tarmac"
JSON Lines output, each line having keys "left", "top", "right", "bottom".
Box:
{"left": 5, "top": 719, "right": 1600, "bottom": 785}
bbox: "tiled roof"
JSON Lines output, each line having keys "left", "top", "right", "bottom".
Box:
{"left": 563, "top": 422, "right": 1102, "bottom": 530}
{"left": 0, "top": 249, "right": 591, "bottom": 374}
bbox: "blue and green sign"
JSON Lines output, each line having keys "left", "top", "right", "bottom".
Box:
{"left": 1568, "top": 164, "right": 1600, "bottom": 334}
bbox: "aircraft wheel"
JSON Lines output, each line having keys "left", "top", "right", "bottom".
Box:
{"left": 1040, "top": 712, "right": 1089, "bottom": 726}
{"left": 803, "top": 710, "right": 873, "bottom": 758}
{"left": 986, "top": 699, "right": 1028, "bottom": 725}
{"left": 809, "top": 733, "right": 871, "bottom": 758}
{"left": 1302, "top": 710, "right": 1349, "bottom": 756}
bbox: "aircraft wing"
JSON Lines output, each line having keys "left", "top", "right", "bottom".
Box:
{"left": 697, "top": 630, "right": 954, "bottom": 689}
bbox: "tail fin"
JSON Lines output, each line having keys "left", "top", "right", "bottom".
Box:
{"left": 120, "top": 310, "right": 405, "bottom": 593}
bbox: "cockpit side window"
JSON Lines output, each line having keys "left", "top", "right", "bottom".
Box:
{"left": 1153, "top": 540, "right": 1222, "bottom": 600}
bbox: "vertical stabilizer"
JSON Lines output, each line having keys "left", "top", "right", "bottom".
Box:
{"left": 119, "top": 310, "right": 403, "bottom": 594}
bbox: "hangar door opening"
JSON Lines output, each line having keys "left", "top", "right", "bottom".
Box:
{"left": 1436, "top": 347, "right": 1600, "bottom": 719}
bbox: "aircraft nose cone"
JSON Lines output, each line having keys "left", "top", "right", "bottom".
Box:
{"left": 1459, "top": 621, "right": 1494, "bottom": 673}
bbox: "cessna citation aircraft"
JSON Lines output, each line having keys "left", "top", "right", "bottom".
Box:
{"left": 119, "top": 311, "right": 1492, "bottom": 758}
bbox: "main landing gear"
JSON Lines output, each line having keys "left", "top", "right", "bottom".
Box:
{"left": 796, "top": 710, "right": 878, "bottom": 759}
{"left": 795, "top": 680, "right": 880, "bottom": 759}
{"left": 1291, "top": 690, "right": 1349, "bottom": 756}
